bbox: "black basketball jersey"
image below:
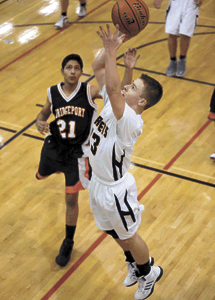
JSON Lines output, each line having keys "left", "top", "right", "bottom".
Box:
{"left": 48, "top": 82, "right": 97, "bottom": 147}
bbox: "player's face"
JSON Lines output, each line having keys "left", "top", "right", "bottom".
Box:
{"left": 122, "top": 78, "right": 144, "bottom": 106}
{"left": 62, "top": 60, "right": 83, "bottom": 85}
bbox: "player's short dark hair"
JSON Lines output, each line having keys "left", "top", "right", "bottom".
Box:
{"left": 139, "top": 74, "right": 163, "bottom": 110}
{"left": 61, "top": 54, "right": 83, "bottom": 70}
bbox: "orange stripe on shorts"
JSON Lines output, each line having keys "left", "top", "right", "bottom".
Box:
{"left": 36, "top": 172, "right": 49, "bottom": 179}
{"left": 84, "top": 157, "right": 90, "bottom": 179}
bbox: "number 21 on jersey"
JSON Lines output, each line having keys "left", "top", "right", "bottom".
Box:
{"left": 57, "top": 119, "right": 76, "bottom": 138}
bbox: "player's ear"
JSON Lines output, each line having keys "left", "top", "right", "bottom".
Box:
{"left": 138, "top": 98, "right": 147, "bottom": 108}
{"left": 61, "top": 68, "right": 64, "bottom": 75}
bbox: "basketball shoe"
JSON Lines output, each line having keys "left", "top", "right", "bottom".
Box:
{"left": 76, "top": 3, "right": 87, "bottom": 17}
{"left": 54, "top": 15, "right": 68, "bottom": 29}
{"left": 176, "top": 58, "right": 186, "bottom": 77}
{"left": 55, "top": 238, "right": 74, "bottom": 267}
{"left": 134, "top": 266, "right": 163, "bottom": 300}
{"left": 124, "top": 257, "right": 154, "bottom": 287}
{"left": 166, "top": 60, "right": 177, "bottom": 76}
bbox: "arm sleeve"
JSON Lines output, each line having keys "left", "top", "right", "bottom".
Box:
{"left": 99, "top": 85, "right": 109, "bottom": 106}
{"left": 87, "top": 84, "right": 97, "bottom": 110}
{"left": 47, "top": 87, "right": 53, "bottom": 113}
{"left": 47, "top": 87, "right": 52, "bottom": 103}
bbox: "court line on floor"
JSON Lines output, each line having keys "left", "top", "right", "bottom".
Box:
{"left": 171, "top": 166, "right": 215, "bottom": 180}
{"left": 131, "top": 155, "right": 215, "bottom": 181}
{"left": 0, "top": 120, "right": 37, "bottom": 149}
{"left": 0, "top": 126, "right": 16, "bottom": 133}
{"left": 164, "top": 120, "right": 211, "bottom": 170}
{"left": 0, "top": 0, "right": 111, "bottom": 72}
{"left": 40, "top": 118, "right": 212, "bottom": 300}
{"left": 0, "top": 120, "right": 38, "bottom": 132}
{"left": 0, "top": 125, "right": 44, "bottom": 141}
{"left": 12, "top": 21, "right": 215, "bottom": 29}
{"left": 131, "top": 162, "right": 215, "bottom": 188}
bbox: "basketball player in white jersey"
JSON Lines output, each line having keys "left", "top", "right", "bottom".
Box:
{"left": 154, "top": 0, "right": 202, "bottom": 77}
{"left": 89, "top": 24, "right": 163, "bottom": 300}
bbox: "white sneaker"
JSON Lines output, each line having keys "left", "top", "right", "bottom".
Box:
{"left": 134, "top": 266, "right": 163, "bottom": 300}
{"left": 76, "top": 3, "right": 87, "bottom": 17}
{"left": 210, "top": 153, "right": 215, "bottom": 160}
{"left": 54, "top": 15, "right": 68, "bottom": 29}
{"left": 124, "top": 257, "right": 154, "bottom": 287}
{"left": 166, "top": 60, "right": 177, "bottom": 76}
{"left": 176, "top": 58, "right": 186, "bottom": 77}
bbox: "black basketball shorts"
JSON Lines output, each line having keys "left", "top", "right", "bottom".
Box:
{"left": 36, "top": 136, "right": 91, "bottom": 193}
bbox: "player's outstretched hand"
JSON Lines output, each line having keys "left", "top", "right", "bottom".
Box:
{"left": 124, "top": 48, "right": 140, "bottom": 70}
{"left": 97, "top": 24, "right": 125, "bottom": 53}
{"left": 117, "top": 30, "right": 133, "bottom": 43}
{"left": 36, "top": 121, "right": 50, "bottom": 135}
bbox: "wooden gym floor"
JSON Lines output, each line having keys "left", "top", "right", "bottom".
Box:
{"left": 0, "top": 0, "right": 215, "bottom": 299}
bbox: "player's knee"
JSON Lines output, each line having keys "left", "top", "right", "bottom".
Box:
{"left": 66, "top": 193, "right": 78, "bottom": 207}
{"left": 180, "top": 34, "right": 191, "bottom": 40}
{"left": 105, "top": 229, "right": 119, "bottom": 239}
{"left": 123, "top": 232, "right": 140, "bottom": 245}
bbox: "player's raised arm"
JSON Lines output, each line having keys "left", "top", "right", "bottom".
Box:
{"left": 121, "top": 48, "right": 140, "bottom": 89}
{"left": 97, "top": 24, "right": 126, "bottom": 120}
{"left": 92, "top": 48, "right": 106, "bottom": 90}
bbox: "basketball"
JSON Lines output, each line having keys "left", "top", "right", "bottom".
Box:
{"left": 111, "top": 0, "right": 149, "bottom": 36}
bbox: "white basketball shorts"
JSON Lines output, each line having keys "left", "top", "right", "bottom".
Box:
{"left": 165, "top": 0, "right": 199, "bottom": 37}
{"left": 89, "top": 172, "right": 145, "bottom": 240}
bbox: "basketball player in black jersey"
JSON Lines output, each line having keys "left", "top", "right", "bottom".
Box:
{"left": 36, "top": 54, "right": 102, "bottom": 267}
{"left": 35, "top": 50, "right": 138, "bottom": 267}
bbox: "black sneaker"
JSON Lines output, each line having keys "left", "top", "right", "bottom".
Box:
{"left": 55, "top": 239, "right": 74, "bottom": 267}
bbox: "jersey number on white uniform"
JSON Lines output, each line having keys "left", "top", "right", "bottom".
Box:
{"left": 90, "top": 132, "right": 100, "bottom": 155}
{"left": 57, "top": 119, "right": 76, "bottom": 139}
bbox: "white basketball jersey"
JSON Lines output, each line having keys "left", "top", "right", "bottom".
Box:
{"left": 89, "top": 85, "right": 143, "bottom": 182}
